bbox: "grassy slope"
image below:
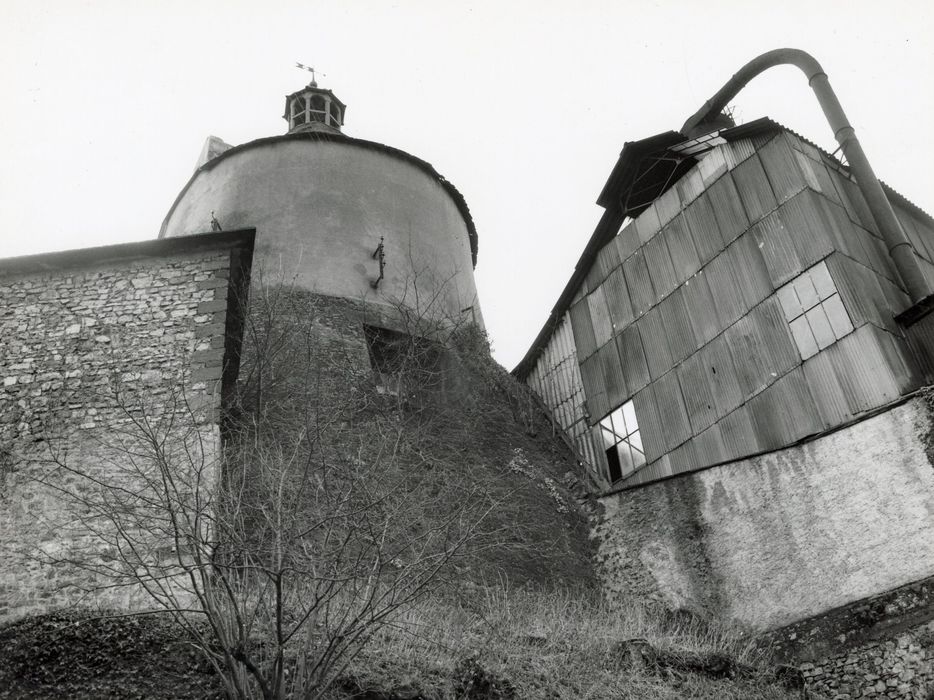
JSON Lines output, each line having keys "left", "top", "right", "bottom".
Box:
{"left": 0, "top": 590, "right": 806, "bottom": 699}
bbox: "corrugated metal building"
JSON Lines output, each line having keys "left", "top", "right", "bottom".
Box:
{"left": 515, "top": 117, "right": 934, "bottom": 490}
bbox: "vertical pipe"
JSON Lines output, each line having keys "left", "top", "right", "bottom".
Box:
{"left": 681, "top": 49, "right": 930, "bottom": 302}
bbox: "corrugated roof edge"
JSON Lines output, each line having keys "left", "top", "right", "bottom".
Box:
{"left": 158, "top": 131, "right": 478, "bottom": 268}
{"left": 0, "top": 229, "right": 256, "bottom": 276}
{"left": 512, "top": 116, "right": 934, "bottom": 381}
{"left": 727, "top": 117, "right": 934, "bottom": 228}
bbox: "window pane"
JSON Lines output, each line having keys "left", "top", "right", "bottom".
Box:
{"left": 790, "top": 315, "right": 819, "bottom": 359}
{"left": 793, "top": 273, "right": 820, "bottom": 310}
{"left": 629, "top": 429, "right": 643, "bottom": 453}
{"left": 617, "top": 443, "right": 635, "bottom": 477}
{"left": 822, "top": 294, "right": 853, "bottom": 339}
{"left": 811, "top": 261, "right": 836, "bottom": 300}
{"left": 806, "top": 304, "right": 836, "bottom": 350}
{"left": 632, "top": 445, "right": 647, "bottom": 469}
{"left": 601, "top": 426, "right": 618, "bottom": 450}
{"left": 622, "top": 401, "right": 638, "bottom": 436}
{"left": 777, "top": 284, "right": 803, "bottom": 321}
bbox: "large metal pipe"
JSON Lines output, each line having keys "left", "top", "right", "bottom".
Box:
{"left": 682, "top": 48, "right": 930, "bottom": 303}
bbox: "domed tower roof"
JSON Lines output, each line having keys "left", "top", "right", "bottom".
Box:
{"left": 283, "top": 77, "right": 346, "bottom": 135}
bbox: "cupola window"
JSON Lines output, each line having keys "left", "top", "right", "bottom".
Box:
{"left": 291, "top": 97, "right": 307, "bottom": 126}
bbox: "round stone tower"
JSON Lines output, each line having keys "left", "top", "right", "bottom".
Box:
{"left": 159, "top": 79, "right": 482, "bottom": 327}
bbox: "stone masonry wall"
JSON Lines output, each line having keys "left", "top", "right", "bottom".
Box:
{"left": 761, "top": 576, "right": 934, "bottom": 699}
{"left": 0, "top": 245, "right": 238, "bottom": 622}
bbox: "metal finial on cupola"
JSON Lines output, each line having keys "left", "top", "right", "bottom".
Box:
{"left": 284, "top": 63, "right": 346, "bottom": 135}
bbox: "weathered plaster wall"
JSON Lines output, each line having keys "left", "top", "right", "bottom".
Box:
{"left": 594, "top": 397, "right": 934, "bottom": 631}
{"left": 0, "top": 246, "right": 237, "bottom": 622}
{"left": 161, "top": 138, "right": 482, "bottom": 328}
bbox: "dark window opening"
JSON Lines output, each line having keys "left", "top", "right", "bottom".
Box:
{"left": 364, "top": 325, "right": 441, "bottom": 397}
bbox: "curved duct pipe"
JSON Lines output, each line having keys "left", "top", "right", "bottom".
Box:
{"left": 681, "top": 48, "right": 930, "bottom": 303}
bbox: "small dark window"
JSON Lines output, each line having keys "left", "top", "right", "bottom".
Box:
{"left": 363, "top": 325, "right": 441, "bottom": 396}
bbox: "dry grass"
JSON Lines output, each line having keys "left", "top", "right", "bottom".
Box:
{"left": 336, "top": 583, "right": 803, "bottom": 699}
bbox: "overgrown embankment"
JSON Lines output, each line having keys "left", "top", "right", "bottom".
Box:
{"left": 0, "top": 590, "right": 807, "bottom": 699}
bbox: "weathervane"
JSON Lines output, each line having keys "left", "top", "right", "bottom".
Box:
{"left": 295, "top": 62, "right": 324, "bottom": 86}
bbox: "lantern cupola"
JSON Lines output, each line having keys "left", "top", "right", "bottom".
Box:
{"left": 283, "top": 77, "right": 346, "bottom": 135}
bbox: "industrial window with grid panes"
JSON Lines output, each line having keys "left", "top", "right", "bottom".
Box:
{"left": 777, "top": 260, "right": 854, "bottom": 360}
{"left": 599, "top": 400, "right": 645, "bottom": 483}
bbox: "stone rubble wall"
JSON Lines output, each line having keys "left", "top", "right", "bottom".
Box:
{"left": 0, "top": 247, "right": 236, "bottom": 622}
{"left": 760, "top": 576, "right": 934, "bottom": 699}
{"left": 800, "top": 625, "right": 934, "bottom": 699}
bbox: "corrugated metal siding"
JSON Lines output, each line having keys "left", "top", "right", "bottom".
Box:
{"left": 732, "top": 153, "right": 777, "bottom": 224}
{"left": 903, "top": 311, "right": 934, "bottom": 382}
{"left": 678, "top": 350, "right": 718, "bottom": 435}
{"left": 683, "top": 272, "right": 721, "bottom": 345}
{"left": 779, "top": 190, "right": 836, "bottom": 270}
{"left": 676, "top": 167, "right": 705, "bottom": 208}
{"left": 826, "top": 253, "right": 890, "bottom": 332}
{"left": 580, "top": 350, "right": 608, "bottom": 421}
{"left": 664, "top": 215, "right": 702, "bottom": 283}
{"left": 685, "top": 191, "right": 726, "bottom": 265}
{"left": 707, "top": 173, "right": 750, "bottom": 245}
{"left": 597, "top": 340, "right": 627, "bottom": 415}
{"left": 814, "top": 195, "right": 867, "bottom": 267}
{"left": 728, "top": 234, "right": 773, "bottom": 311}
{"left": 801, "top": 350, "right": 854, "bottom": 429}
{"left": 876, "top": 329, "right": 918, "bottom": 394}
{"left": 654, "top": 183, "right": 682, "bottom": 228}
{"left": 638, "top": 304, "right": 673, "bottom": 380}
{"left": 752, "top": 209, "right": 804, "bottom": 288}
{"left": 723, "top": 296, "right": 798, "bottom": 399}
{"left": 663, "top": 287, "right": 697, "bottom": 364}
{"left": 617, "top": 323, "right": 650, "bottom": 395}
{"left": 644, "top": 233, "right": 679, "bottom": 302}
{"left": 693, "top": 422, "right": 727, "bottom": 467}
{"left": 603, "top": 266, "right": 635, "bottom": 333}
{"left": 591, "top": 238, "right": 621, "bottom": 287}
{"left": 569, "top": 297, "right": 597, "bottom": 360}
{"left": 723, "top": 138, "right": 757, "bottom": 168}
{"left": 634, "top": 203, "right": 662, "bottom": 245}
{"left": 653, "top": 369, "right": 692, "bottom": 451}
{"left": 633, "top": 382, "right": 665, "bottom": 463}
{"left": 588, "top": 286, "right": 614, "bottom": 347}
{"left": 705, "top": 248, "right": 747, "bottom": 328}
{"left": 615, "top": 221, "right": 640, "bottom": 262}
{"left": 697, "top": 334, "right": 743, "bottom": 419}
{"left": 837, "top": 176, "right": 879, "bottom": 236}
{"left": 758, "top": 133, "right": 807, "bottom": 204}
{"left": 718, "top": 404, "right": 762, "bottom": 462}
{"left": 698, "top": 148, "right": 728, "bottom": 186}
{"left": 668, "top": 439, "right": 700, "bottom": 476}
{"left": 746, "top": 366, "right": 821, "bottom": 450}
{"left": 622, "top": 250, "right": 656, "bottom": 318}
{"left": 825, "top": 325, "right": 901, "bottom": 414}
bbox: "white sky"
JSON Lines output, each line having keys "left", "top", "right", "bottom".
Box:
{"left": 1, "top": 0, "right": 932, "bottom": 368}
